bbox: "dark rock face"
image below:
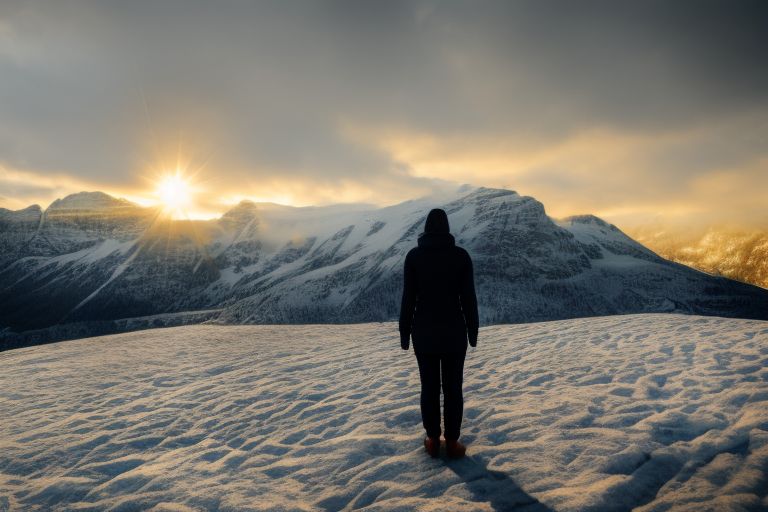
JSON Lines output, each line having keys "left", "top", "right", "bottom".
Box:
{"left": 0, "top": 205, "right": 43, "bottom": 268}
{"left": 2, "top": 186, "right": 767, "bottom": 347}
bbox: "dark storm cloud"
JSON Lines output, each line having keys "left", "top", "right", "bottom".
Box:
{"left": 1, "top": 0, "right": 767, "bottom": 219}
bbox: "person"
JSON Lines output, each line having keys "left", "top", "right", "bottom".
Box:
{"left": 399, "top": 208, "right": 479, "bottom": 458}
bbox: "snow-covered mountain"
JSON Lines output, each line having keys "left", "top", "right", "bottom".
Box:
{"left": 2, "top": 186, "right": 767, "bottom": 347}
{"left": 1, "top": 315, "right": 767, "bottom": 510}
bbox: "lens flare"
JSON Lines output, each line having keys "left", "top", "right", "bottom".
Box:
{"left": 155, "top": 171, "right": 192, "bottom": 217}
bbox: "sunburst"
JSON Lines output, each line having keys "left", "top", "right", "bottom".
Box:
{"left": 154, "top": 170, "right": 193, "bottom": 218}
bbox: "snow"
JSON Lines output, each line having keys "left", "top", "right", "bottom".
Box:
{"left": 39, "top": 239, "right": 136, "bottom": 268}
{"left": 6, "top": 185, "right": 767, "bottom": 341}
{"left": 1, "top": 314, "right": 767, "bottom": 511}
{"left": 71, "top": 242, "right": 142, "bottom": 312}
{"left": 225, "top": 184, "right": 472, "bottom": 278}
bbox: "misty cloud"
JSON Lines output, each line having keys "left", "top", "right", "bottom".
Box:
{"left": 1, "top": 0, "right": 766, "bottom": 226}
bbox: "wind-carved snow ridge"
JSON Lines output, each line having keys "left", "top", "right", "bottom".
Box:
{"left": 1, "top": 314, "right": 767, "bottom": 511}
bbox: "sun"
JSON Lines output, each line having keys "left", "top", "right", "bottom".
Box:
{"left": 156, "top": 172, "right": 192, "bottom": 216}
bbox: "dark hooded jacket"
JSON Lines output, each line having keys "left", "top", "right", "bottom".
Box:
{"left": 399, "top": 212, "right": 479, "bottom": 353}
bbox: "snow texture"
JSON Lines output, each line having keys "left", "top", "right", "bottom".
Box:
{"left": 2, "top": 314, "right": 767, "bottom": 511}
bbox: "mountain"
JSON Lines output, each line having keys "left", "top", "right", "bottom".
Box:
{"left": 2, "top": 186, "right": 767, "bottom": 347}
{"left": 627, "top": 224, "right": 768, "bottom": 290}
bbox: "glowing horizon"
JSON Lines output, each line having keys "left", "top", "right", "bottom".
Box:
{"left": 4, "top": 166, "right": 764, "bottom": 233}
{"left": 1, "top": 1, "right": 766, "bottom": 231}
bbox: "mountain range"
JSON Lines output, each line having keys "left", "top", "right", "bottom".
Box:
{"left": 2, "top": 185, "right": 767, "bottom": 348}
{"left": 628, "top": 224, "right": 768, "bottom": 290}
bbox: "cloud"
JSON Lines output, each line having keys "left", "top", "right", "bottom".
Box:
{"left": 341, "top": 111, "right": 768, "bottom": 224}
{"left": 0, "top": 0, "right": 766, "bottom": 227}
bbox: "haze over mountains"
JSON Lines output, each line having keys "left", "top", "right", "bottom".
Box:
{"left": 1, "top": 186, "right": 767, "bottom": 348}
{"left": 628, "top": 225, "right": 768, "bottom": 290}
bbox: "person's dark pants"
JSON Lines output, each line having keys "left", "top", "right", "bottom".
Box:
{"left": 414, "top": 349, "right": 466, "bottom": 441}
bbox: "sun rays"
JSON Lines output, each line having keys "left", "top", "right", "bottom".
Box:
{"left": 145, "top": 150, "right": 209, "bottom": 220}
{"left": 156, "top": 171, "right": 192, "bottom": 217}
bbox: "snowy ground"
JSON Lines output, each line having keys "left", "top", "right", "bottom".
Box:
{"left": 1, "top": 314, "right": 767, "bottom": 512}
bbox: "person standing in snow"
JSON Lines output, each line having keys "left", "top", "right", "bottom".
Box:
{"left": 399, "top": 208, "right": 479, "bottom": 458}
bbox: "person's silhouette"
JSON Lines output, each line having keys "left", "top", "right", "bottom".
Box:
{"left": 399, "top": 208, "right": 479, "bottom": 458}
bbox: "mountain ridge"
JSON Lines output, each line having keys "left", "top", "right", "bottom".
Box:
{"left": 2, "top": 185, "right": 767, "bottom": 348}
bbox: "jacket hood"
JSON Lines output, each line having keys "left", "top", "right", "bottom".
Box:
{"left": 417, "top": 231, "right": 455, "bottom": 249}
{"left": 424, "top": 208, "right": 450, "bottom": 233}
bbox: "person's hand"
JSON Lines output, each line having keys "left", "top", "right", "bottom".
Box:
{"left": 401, "top": 334, "right": 410, "bottom": 351}
{"left": 468, "top": 331, "right": 478, "bottom": 348}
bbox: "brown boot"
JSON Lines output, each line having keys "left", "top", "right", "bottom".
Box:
{"left": 423, "top": 436, "right": 440, "bottom": 458}
{"left": 446, "top": 439, "right": 466, "bottom": 458}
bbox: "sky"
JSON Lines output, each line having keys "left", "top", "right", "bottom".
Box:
{"left": 1, "top": 0, "right": 766, "bottom": 228}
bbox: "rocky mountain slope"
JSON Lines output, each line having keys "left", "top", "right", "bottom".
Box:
{"left": 2, "top": 186, "right": 767, "bottom": 347}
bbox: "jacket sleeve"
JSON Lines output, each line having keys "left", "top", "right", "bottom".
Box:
{"left": 398, "top": 250, "right": 417, "bottom": 349}
{"left": 460, "top": 251, "right": 479, "bottom": 347}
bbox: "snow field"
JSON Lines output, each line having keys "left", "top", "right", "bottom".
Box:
{"left": 1, "top": 314, "right": 767, "bottom": 511}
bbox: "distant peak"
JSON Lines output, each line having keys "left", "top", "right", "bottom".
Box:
{"left": 0, "top": 203, "right": 43, "bottom": 220}
{"left": 477, "top": 186, "right": 518, "bottom": 194}
{"left": 223, "top": 200, "right": 258, "bottom": 214}
{"left": 48, "top": 191, "right": 136, "bottom": 211}
{"left": 221, "top": 200, "right": 260, "bottom": 225}
{"left": 468, "top": 186, "right": 519, "bottom": 198}
{"left": 1, "top": 204, "right": 42, "bottom": 214}
{"left": 562, "top": 214, "right": 617, "bottom": 230}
